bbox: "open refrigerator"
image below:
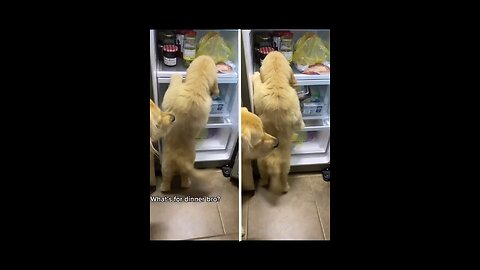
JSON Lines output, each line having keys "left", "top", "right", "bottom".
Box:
{"left": 150, "top": 29, "right": 240, "bottom": 168}
{"left": 242, "top": 29, "right": 330, "bottom": 170}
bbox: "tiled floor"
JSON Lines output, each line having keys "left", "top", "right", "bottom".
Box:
{"left": 242, "top": 173, "right": 330, "bottom": 240}
{"left": 150, "top": 169, "right": 239, "bottom": 240}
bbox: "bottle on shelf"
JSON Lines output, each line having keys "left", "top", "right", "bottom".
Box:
{"left": 183, "top": 30, "right": 197, "bottom": 68}
{"left": 279, "top": 31, "right": 293, "bottom": 64}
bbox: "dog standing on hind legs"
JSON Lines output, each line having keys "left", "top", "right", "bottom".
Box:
{"left": 253, "top": 51, "right": 305, "bottom": 193}
{"left": 159, "top": 55, "right": 219, "bottom": 192}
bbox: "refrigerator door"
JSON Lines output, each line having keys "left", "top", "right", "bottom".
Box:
{"left": 150, "top": 29, "right": 240, "bottom": 167}
{"left": 242, "top": 29, "right": 330, "bottom": 167}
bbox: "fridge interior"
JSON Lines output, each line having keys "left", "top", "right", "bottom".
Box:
{"left": 155, "top": 30, "right": 239, "bottom": 84}
{"left": 248, "top": 29, "right": 330, "bottom": 81}
{"left": 241, "top": 29, "right": 330, "bottom": 166}
{"left": 151, "top": 29, "right": 240, "bottom": 164}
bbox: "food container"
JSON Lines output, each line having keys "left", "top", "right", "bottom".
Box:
{"left": 211, "top": 99, "right": 226, "bottom": 114}
{"left": 302, "top": 102, "right": 324, "bottom": 115}
{"left": 162, "top": 45, "right": 178, "bottom": 67}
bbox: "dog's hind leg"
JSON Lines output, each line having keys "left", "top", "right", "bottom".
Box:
{"left": 159, "top": 165, "right": 174, "bottom": 192}
{"left": 257, "top": 158, "right": 269, "bottom": 187}
{"left": 180, "top": 173, "right": 191, "bottom": 188}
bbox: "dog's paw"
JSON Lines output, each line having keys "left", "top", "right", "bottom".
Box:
{"left": 282, "top": 183, "right": 290, "bottom": 193}
{"left": 159, "top": 181, "right": 171, "bottom": 192}
{"left": 242, "top": 182, "right": 255, "bottom": 191}
{"left": 180, "top": 178, "right": 191, "bottom": 188}
{"left": 252, "top": 72, "right": 261, "bottom": 82}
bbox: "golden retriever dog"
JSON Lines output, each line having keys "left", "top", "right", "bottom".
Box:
{"left": 253, "top": 51, "right": 305, "bottom": 193}
{"left": 150, "top": 99, "right": 175, "bottom": 186}
{"left": 241, "top": 107, "right": 278, "bottom": 191}
{"left": 160, "top": 55, "right": 219, "bottom": 192}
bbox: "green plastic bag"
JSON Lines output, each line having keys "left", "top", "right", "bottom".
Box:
{"left": 293, "top": 32, "right": 330, "bottom": 66}
{"left": 196, "top": 32, "right": 232, "bottom": 63}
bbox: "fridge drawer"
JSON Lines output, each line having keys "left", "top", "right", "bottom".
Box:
{"left": 291, "top": 130, "right": 330, "bottom": 154}
{"left": 195, "top": 128, "right": 231, "bottom": 151}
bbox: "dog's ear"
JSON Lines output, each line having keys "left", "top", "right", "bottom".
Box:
{"left": 241, "top": 129, "right": 253, "bottom": 149}
{"left": 289, "top": 69, "right": 297, "bottom": 87}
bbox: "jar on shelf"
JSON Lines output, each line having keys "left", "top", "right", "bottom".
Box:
{"left": 182, "top": 30, "right": 197, "bottom": 68}
{"left": 254, "top": 32, "right": 272, "bottom": 65}
{"left": 279, "top": 31, "right": 293, "bottom": 63}
{"left": 175, "top": 30, "right": 186, "bottom": 58}
{"left": 158, "top": 31, "right": 175, "bottom": 58}
{"left": 163, "top": 44, "right": 178, "bottom": 67}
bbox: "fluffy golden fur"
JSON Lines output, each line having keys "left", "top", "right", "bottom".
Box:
{"left": 150, "top": 99, "right": 175, "bottom": 186}
{"left": 241, "top": 107, "right": 278, "bottom": 191}
{"left": 160, "top": 55, "right": 219, "bottom": 192}
{"left": 150, "top": 99, "right": 175, "bottom": 142}
{"left": 253, "top": 51, "right": 305, "bottom": 193}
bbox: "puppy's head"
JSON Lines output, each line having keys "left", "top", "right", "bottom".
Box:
{"left": 150, "top": 99, "right": 175, "bottom": 141}
{"left": 241, "top": 107, "right": 278, "bottom": 160}
{"left": 260, "top": 51, "right": 297, "bottom": 87}
{"left": 186, "top": 55, "right": 220, "bottom": 97}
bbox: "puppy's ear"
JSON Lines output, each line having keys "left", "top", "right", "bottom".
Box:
{"left": 289, "top": 70, "right": 297, "bottom": 87}
{"left": 241, "top": 129, "right": 253, "bottom": 149}
{"left": 211, "top": 77, "right": 220, "bottom": 97}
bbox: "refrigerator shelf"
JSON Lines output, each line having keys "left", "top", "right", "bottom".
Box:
{"left": 253, "top": 61, "right": 329, "bottom": 83}
{"left": 195, "top": 128, "right": 231, "bottom": 151}
{"left": 291, "top": 151, "right": 330, "bottom": 166}
{"left": 209, "top": 111, "right": 230, "bottom": 118}
{"left": 291, "top": 140, "right": 328, "bottom": 154}
{"left": 303, "top": 118, "right": 330, "bottom": 131}
{"left": 157, "top": 70, "right": 238, "bottom": 84}
{"left": 195, "top": 150, "right": 231, "bottom": 162}
{"left": 206, "top": 116, "right": 232, "bottom": 129}
{"left": 302, "top": 115, "right": 329, "bottom": 120}
{"left": 291, "top": 130, "right": 330, "bottom": 154}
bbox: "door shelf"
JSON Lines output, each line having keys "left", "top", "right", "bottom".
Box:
{"left": 157, "top": 72, "right": 238, "bottom": 84}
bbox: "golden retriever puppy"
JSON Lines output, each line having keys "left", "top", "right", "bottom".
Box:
{"left": 253, "top": 51, "right": 305, "bottom": 193}
{"left": 150, "top": 99, "right": 175, "bottom": 186}
{"left": 160, "top": 55, "right": 219, "bottom": 192}
{"left": 241, "top": 107, "right": 278, "bottom": 191}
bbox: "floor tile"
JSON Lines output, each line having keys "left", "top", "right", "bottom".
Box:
{"left": 150, "top": 169, "right": 229, "bottom": 240}
{"left": 193, "top": 233, "right": 239, "bottom": 240}
{"left": 217, "top": 179, "right": 239, "bottom": 234}
{"left": 247, "top": 177, "right": 324, "bottom": 240}
{"left": 242, "top": 194, "right": 253, "bottom": 240}
{"left": 309, "top": 175, "right": 330, "bottom": 240}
